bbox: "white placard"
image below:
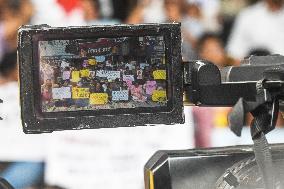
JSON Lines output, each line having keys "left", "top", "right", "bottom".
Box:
{"left": 0, "top": 82, "right": 45, "bottom": 162}
{"left": 112, "top": 90, "right": 129, "bottom": 101}
{"left": 123, "top": 75, "right": 134, "bottom": 82}
{"left": 95, "top": 56, "right": 105, "bottom": 62}
{"left": 125, "top": 63, "right": 135, "bottom": 70}
{"left": 52, "top": 87, "right": 71, "bottom": 99}
{"left": 96, "top": 70, "right": 121, "bottom": 80}
{"left": 62, "top": 71, "right": 71, "bottom": 80}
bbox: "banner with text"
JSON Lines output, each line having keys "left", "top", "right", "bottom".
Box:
{"left": 152, "top": 90, "right": 167, "bottom": 102}
{"left": 90, "top": 93, "right": 109, "bottom": 105}
{"left": 72, "top": 88, "right": 90, "bottom": 99}
{"left": 153, "top": 70, "right": 166, "bottom": 80}
{"left": 96, "top": 70, "right": 121, "bottom": 80}
{"left": 52, "top": 87, "right": 71, "bottom": 99}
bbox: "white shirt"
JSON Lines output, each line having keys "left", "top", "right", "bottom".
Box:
{"left": 0, "top": 82, "right": 45, "bottom": 162}
{"left": 227, "top": 2, "right": 284, "bottom": 59}
{"left": 45, "top": 107, "right": 194, "bottom": 189}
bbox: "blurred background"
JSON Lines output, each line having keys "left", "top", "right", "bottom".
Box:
{"left": 1, "top": 0, "right": 284, "bottom": 188}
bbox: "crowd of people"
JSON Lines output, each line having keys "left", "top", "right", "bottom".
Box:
{"left": 0, "top": 0, "right": 284, "bottom": 188}
{"left": 40, "top": 36, "right": 167, "bottom": 112}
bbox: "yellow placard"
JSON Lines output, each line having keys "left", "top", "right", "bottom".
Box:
{"left": 152, "top": 90, "right": 167, "bottom": 102}
{"left": 71, "top": 71, "right": 80, "bottom": 82}
{"left": 72, "top": 87, "right": 90, "bottom": 99}
{"left": 80, "top": 69, "right": 90, "bottom": 77}
{"left": 88, "top": 59, "right": 97, "bottom": 65}
{"left": 153, "top": 70, "right": 166, "bottom": 80}
{"left": 90, "top": 93, "right": 108, "bottom": 105}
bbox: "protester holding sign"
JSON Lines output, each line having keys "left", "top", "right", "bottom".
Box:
{"left": 41, "top": 79, "right": 53, "bottom": 103}
{"left": 130, "top": 82, "right": 146, "bottom": 102}
{"left": 136, "top": 67, "right": 143, "bottom": 80}
{"left": 144, "top": 79, "right": 157, "bottom": 100}
{"left": 62, "top": 67, "right": 71, "bottom": 81}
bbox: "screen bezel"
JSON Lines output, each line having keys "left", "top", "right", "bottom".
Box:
{"left": 19, "top": 23, "right": 184, "bottom": 133}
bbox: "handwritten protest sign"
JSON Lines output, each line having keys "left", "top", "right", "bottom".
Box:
{"left": 71, "top": 71, "right": 80, "bottom": 82}
{"left": 112, "top": 90, "right": 129, "bottom": 101}
{"left": 96, "top": 70, "right": 121, "bottom": 80}
{"left": 152, "top": 90, "right": 167, "bottom": 102}
{"left": 80, "top": 69, "right": 90, "bottom": 78}
{"left": 52, "top": 87, "right": 71, "bottom": 99}
{"left": 87, "top": 47, "right": 112, "bottom": 56}
{"left": 123, "top": 75, "right": 135, "bottom": 82}
{"left": 153, "top": 70, "right": 166, "bottom": 80}
{"left": 88, "top": 59, "right": 97, "bottom": 65}
{"left": 72, "top": 88, "right": 90, "bottom": 99}
{"left": 90, "top": 93, "right": 108, "bottom": 105}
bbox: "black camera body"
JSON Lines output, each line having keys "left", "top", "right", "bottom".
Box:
{"left": 18, "top": 23, "right": 184, "bottom": 133}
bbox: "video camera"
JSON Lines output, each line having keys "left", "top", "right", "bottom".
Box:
{"left": 18, "top": 23, "right": 284, "bottom": 134}
{"left": 15, "top": 23, "right": 284, "bottom": 189}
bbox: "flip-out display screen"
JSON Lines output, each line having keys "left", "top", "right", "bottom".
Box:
{"left": 18, "top": 23, "right": 183, "bottom": 133}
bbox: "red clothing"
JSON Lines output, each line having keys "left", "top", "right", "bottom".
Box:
{"left": 192, "top": 107, "right": 214, "bottom": 148}
{"left": 130, "top": 85, "right": 145, "bottom": 101}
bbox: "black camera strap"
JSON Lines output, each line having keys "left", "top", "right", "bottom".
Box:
{"left": 228, "top": 78, "right": 282, "bottom": 189}
{"left": 253, "top": 132, "right": 275, "bottom": 189}
{"left": 229, "top": 100, "right": 276, "bottom": 189}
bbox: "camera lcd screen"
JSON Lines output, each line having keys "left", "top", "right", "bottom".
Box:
{"left": 39, "top": 36, "right": 167, "bottom": 113}
{"left": 19, "top": 23, "right": 183, "bottom": 133}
